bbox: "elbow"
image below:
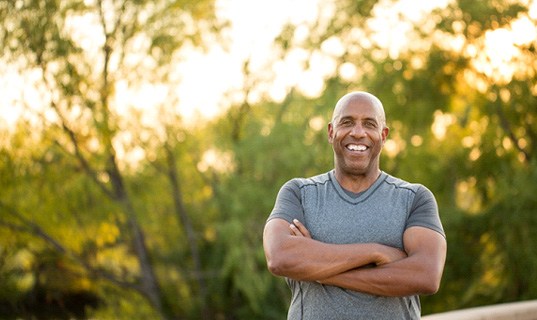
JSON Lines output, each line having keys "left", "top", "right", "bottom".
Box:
{"left": 415, "top": 258, "right": 445, "bottom": 295}
{"left": 266, "top": 260, "right": 282, "bottom": 276}
{"left": 418, "top": 274, "right": 443, "bottom": 295}
{"left": 420, "top": 281, "right": 440, "bottom": 295}
{"left": 266, "top": 255, "right": 287, "bottom": 276}
{"left": 266, "top": 252, "right": 302, "bottom": 278}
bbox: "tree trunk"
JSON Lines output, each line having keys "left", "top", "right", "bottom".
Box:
{"left": 165, "top": 146, "right": 209, "bottom": 319}
{"left": 108, "top": 155, "right": 166, "bottom": 319}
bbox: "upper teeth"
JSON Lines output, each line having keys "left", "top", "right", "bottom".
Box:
{"left": 348, "top": 144, "right": 367, "bottom": 151}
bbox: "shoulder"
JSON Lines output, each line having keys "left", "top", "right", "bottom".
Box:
{"left": 382, "top": 173, "right": 436, "bottom": 200}
{"left": 382, "top": 173, "right": 421, "bottom": 193}
{"left": 286, "top": 171, "right": 331, "bottom": 190}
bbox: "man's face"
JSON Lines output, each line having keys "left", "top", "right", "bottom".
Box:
{"left": 328, "top": 97, "right": 389, "bottom": 177}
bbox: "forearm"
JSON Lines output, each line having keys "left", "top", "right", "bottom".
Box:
{"left": 266, "top": 235, "right": 382, "bottom": 281}
{"left": 319, "top": 228, "right": 447, "bottom": 296}
{"left": 264, "top": 219, "right": 389, "bottom": 281}
{"left": 319, "top": 255, "right": 441, "bottom": 296}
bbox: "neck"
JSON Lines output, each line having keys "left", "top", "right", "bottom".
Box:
{"left": 334, "top": 169, "right": 381, "bottom": 193}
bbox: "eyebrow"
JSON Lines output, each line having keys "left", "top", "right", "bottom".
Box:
{"left": 337, "top": 115, "right": 378, "bottom": 123}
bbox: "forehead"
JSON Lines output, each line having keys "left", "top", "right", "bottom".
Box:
{"left": 335, "top": 96, "right": 383, "bottom": 120}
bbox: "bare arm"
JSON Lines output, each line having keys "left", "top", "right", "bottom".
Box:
{"left": 263, "top": 218, "right": 406, "bottom": 281}
{"left": 318, "top": 226, "right": 447, "bottom": 296}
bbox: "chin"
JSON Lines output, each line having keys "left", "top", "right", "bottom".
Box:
{"left": 341, "top": 166, "right": 369, "bottom": 176}
{"left": 342, "top": 161, "right": 378, "bottom": 176}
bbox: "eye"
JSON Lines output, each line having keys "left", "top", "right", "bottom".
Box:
{"left": 338, "top": 119, "right": 352, "bottom": 127}
{"left": 364, "top": 120, "right": 377, "bottom": 128}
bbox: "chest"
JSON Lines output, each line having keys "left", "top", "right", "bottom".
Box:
{"left": 301, "top": 187, "right": 413, "bottom": 248}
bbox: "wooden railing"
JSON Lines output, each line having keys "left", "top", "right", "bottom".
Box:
{"left": 422, "top": 300, "right": 537, "bottom": 320}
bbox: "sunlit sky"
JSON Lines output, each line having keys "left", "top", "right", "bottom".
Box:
{"left": 1, "top": 0, "right": 536, "bottom": 128}
{"left": 0, "top": 0, "right": 326, "bottom": 127}
{"left": 174, "top": 0, "right": 324, "bottom": 119}
{"left": 176, "top": 0, "right": 454, "bottom": 119}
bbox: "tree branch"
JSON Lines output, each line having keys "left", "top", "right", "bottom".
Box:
{"left": 495, "top": 101, "right": 531, "bottom": 162}
{"left": 0, "top": 201, "right": 141, "bottom": 292}
{"left": 51, "top": 107, "right": 116, "bottom": 199}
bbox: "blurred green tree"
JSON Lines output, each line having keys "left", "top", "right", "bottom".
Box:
{"left": 2, "top": 0, "right": 537, "bottom": 318}
{"left": 0, "top": 0, "right": 223, "bottom": 318}
{"left": 266, "top": 0, "right": 537, "bottom": 315}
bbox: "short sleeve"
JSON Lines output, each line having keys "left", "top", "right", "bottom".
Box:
{"left": 406, "top": 185, "right": 445, "bottom": 237}
{"left": 266, "top": 179, "right": 305, "bottom": 224}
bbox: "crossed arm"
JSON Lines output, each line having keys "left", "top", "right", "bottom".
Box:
{"left": 263, "top": 218, "right": 447, "bottom": 296}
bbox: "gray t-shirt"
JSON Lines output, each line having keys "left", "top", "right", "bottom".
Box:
{"left": 267, "top": 170, "right": 445, "bottom": 320}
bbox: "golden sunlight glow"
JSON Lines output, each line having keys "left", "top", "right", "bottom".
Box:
{"left": 197, "top": 149, "right": 235, "bottom": 173}
{"left": 462, "top": 136, "right": 475, "bottom": 148}
{"left": 410, "top": 135, "right": 423, "bottom": 147}
{"left": 383, "top": 139, "right": 399, "bottom": 158}
{"left": 0, "top": 63, "right": 23, "bottom": 129}
{"left": 456, "top": 177, "right": 482, "bottom": 213}
{"left": 431, "top": 110, "right": 457, "bottom": 140}
{"left": 469, "top": 147, "right": 481, "bottom": 161}
{"left": 384, "top": 133, "right": 406, "bottom": 158}
{"left": 368, "top": 0, "right": 451, "bottom": 58}
{"left": 309, "top": 116, "right": 325, "bottom": 132}
{"left": 338, "top": 62, "right": 358, "bottom": 81}
{"left": 178, "top": 0, "right": 325, "bottom": 115}
{"left": 2, "top": 0, "right": 536, "bottom": 156}
{"left": 471, "top": 11, "right": 537, "bottom": 84}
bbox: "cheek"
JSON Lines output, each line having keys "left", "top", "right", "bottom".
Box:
{"left": 329, "top": 129, "right": 341, "bottom": 143}
{"left": 372, "top": 130, "right": 385, "bottom": 141}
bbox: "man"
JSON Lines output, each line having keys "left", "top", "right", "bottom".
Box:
{"left": 263, "top": 91, "right": 447, "bottom": 319}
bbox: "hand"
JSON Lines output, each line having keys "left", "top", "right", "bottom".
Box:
{"left": 289, "top": 219, "right": 312, "bottom": 238}
{"left": 375, "top": 245, "right": 407, "bottom": 266}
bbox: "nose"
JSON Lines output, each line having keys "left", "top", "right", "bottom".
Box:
{"left": 349, "top": 123, "right": 367, "bottom": 138}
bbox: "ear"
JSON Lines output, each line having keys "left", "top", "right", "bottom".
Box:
{"left": 328, "top": 122, "right": 334, "bottom": 144}
{"left": 381, "top": 126, "right": 389, "bottom": 143}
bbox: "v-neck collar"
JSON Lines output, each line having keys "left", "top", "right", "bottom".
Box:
{"left": 328, "top": 170, "right": 387, "bottom": 204}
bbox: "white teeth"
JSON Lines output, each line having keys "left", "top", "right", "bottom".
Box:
{"left": 347, "top": 144, "right": 367, "bottom": 151}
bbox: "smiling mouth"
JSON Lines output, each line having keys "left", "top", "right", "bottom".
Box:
{"left": 346, "top": 143, "right": 368, "bottom": 152}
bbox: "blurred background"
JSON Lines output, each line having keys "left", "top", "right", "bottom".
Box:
{"left": 1, "top": 0, "right": 536, "bottom": 319}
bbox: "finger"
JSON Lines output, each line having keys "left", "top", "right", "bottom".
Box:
{"left": 293, "top": 219, "right": 311, "bottom": 238}
{"left": 289, "top": 223, "right": 304, "bottom": 236}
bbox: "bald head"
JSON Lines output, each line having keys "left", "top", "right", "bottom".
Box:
{"left": 331, "top": 91, "right": 386, "bottom": 127}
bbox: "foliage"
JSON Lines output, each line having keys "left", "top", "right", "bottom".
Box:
{"left": 0, "top": 0, "right": 223, "bottom": 319}
{"left": 1, "top": 0, "right": 537, "bottom": 318}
